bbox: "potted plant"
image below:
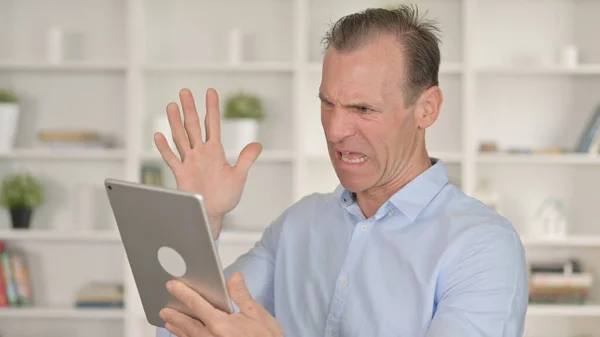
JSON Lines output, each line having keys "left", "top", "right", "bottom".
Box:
{"left": 221, "top": 91, "right": 265, "bottom": 153}
{"left": 0, "top": 88, "right": 20, "bottom": 152}
{"left": 0, "top": 171, "right": 44, "bottom": 229}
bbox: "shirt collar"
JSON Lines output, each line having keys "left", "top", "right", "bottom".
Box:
{"left": 335, "top": 158, "right": 449, "bottom": 221}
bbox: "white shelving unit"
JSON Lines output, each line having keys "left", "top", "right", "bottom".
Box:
{"left": 0, "top": 306, "right": 126, "bottom": 320}
{"left": 1, "top": 0, "right": 599, "bottom": 336}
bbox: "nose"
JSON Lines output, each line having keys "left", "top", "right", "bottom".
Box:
{"left": 322, "top": 107, "right": 355, "bottom": 144}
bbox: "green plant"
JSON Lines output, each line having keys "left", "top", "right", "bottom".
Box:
{"left": 224, "top": 91, "right": 265, "bottom": 121}
{"left": 0, "top": 171, "right": 43, "bottom": 210}
{"left": 0, "top": 89, "right": 18, "bottom": 104}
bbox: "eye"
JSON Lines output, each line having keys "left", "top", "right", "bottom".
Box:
{"left": 357, "top": 106, "right": 371, "bottom": 113}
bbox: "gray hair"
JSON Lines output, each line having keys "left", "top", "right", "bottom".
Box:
{"left": 321, "top": 5, "right": 441, "bottom": 107}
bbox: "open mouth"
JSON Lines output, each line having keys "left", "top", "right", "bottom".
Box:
{"left": 338, "top": 151, "right": 368, "bottom": 164}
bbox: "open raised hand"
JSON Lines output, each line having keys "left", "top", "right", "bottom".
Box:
{"left": 153, "top": 88, "right": 262, "bottom": 239}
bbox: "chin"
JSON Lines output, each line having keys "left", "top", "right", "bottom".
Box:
{"left": 335, "top": 172, "right": 372, "bottom": 194}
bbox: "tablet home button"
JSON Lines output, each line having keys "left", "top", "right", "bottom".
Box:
{"left": 157, "top": 246, "right": 187, "bottom": 277}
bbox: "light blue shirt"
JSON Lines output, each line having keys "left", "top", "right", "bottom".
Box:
{"left": 158, "top": 158, "right": 528, "bottom": 336}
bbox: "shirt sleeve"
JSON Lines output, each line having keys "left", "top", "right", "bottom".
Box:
{"left": 426, "top": 225, "right": 529, "bottom": 337}
{"left": 155, "top": 210, "right": 287, "bottom": 337}
{"left": 155, "top": 327, "right": 173, "bottom": 337}
{"left": 221, "top": 209, "right": 288, "bottom": 315}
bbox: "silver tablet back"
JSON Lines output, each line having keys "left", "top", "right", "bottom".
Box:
{"left": 104, "top": 178, "right": 232, "bottom": 327}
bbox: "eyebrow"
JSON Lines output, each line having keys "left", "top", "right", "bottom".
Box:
{"left": 318, "top": 92, "right": 377, "bottom": 111}
{"left": 318, "top": 92, "right": 374, "bottom": 108}
{"left": 318, "top": 92, "right": 331, "bottom": 104}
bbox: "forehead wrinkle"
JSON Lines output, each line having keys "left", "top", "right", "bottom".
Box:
{"left": 324, "top": 71, "right": 385, "bottom": 106}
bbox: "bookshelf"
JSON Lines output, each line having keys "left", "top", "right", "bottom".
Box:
{"left": 0, "top": 306, "right": 125, "bottom": 319}
{"left": 0, "top": 0, "right": 599, "bottom": 336}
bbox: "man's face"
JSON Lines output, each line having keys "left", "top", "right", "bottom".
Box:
{"left": 319, "top": 34, "right": 421, "bottom": 194}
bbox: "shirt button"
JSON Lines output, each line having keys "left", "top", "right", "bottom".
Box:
{"left": 360, "top": 224, "right": 367, "bottom": 232}
{"left": 388, "top": 209, "right": 395, "bottom": 216}
{"left": 341, "top": 278, "right": 348, "bottom": 285}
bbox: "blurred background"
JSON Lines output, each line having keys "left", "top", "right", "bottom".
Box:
{"left": 0, "top": 0, "right": 599, "bottom": 336}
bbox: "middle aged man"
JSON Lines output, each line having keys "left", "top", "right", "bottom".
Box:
{"left": 155, "top": 5, "right": 529, "bottom": 337}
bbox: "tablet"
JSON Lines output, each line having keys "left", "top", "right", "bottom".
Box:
{"left": 104, "top": 178, "right": 233, "bottom": 327}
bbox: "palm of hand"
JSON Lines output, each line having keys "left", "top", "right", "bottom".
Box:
{"left": 174, "top": 143, "right": 245, "bottom": 217}
{"left": 153, "top": 88, "right": 262, "bottom": 237}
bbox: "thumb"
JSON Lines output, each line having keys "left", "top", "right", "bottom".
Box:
{"left": 227, "top": 272, "right": 260, "bottom": 318}
{"left": 235, "top": 142, "right": 262, "bottom": 174}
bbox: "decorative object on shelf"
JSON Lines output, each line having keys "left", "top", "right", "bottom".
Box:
{"left": 531, "top": 197, "right": 569, "bottom": 238}
{"left": 36, "top": 130, "right": 115, "bottom": 149}
{"left": 0, "top": 243, "right": 33, "bottom": 307}
{"left": 575, "top": 103, "right": 600, "bottom": 154}
{"left": 505, "top": 147, "right": 566, "bottom": 155}
{"left": 221, "top": 91, "right": 264, "bottom": 154}
{"left": 46, "top": 26, "right": 64, "bottom": 64}
{"left": 528, "top": 258, "right": 593, "bottom": 305}
{"left": 141, "top": 164, "right": 164, "bottom": 187}
{"left": 225, "top": 28, "right": 255, "bottom": 65}
{"left": 560, "top": 45, "right": 579, "bottom": 68}
{"left": 74, "top": 282, "right": 124, "bottom": 308}
{"left": 46, "top": 26, "right": 86, "bottom": 63}
{"left": 227, "top": 29, "right": 243, "bottom": 65}
{"left": 478, "top": 141, "right": 498, "bottom": 153}
{"left": 0, "top": 171, "right": 44, "bottom": 229}
{"left": 0, "top": 88, "right": 20, "bottom": 153}
{"left": 473, "top": 177, "right": 501, "bottom": 214}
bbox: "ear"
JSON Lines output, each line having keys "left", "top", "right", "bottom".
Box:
{"left": 414, "top": 86, "right": 443, "bottom": 129}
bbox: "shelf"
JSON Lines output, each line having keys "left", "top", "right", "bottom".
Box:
{"left": 527, "top": 304, "right": 600, "bottom": 317}
{"left": 0, "top": 306, "right": 125, "bottom": 319}
{"left": 305, "top": 62, "right": 463, "bottom": 75}
{"left": 0, "top": 229, "right": 121, "bottom": 243}
{"left": 144, "top": 62, "right": 294, "bottom": 73}
{"left": 477, "top": 64, "right": 600, "bottom": 75}
{"left": 0, "top": 61, "right": 127, "bottom": 72}
{"left": 141, "top": 150, "right": 294, "bottom": 163}
{"left": 477, "top": 153, "right": 600, "bottom": 165}
{"left": 0, "top": 149, "right": 126, "bottom": 161}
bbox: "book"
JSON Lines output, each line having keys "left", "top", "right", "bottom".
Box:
{"left": 0, "top": 252, "right": 18, "bottom": 306}
{"left": 74, "top": 282, "right": 124, "bottom": 308}
{"left": 10, "top": 253, "right": 32, "bottom": 306}
{"left": 576, "top": 104, "right": 600, "bottom": 153}
{"left": 0, "top": 242, "right": 6, "bottom": 307}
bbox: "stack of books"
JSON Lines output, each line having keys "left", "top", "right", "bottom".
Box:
{"left": 36, "top": 130, "right": 115, "bottom": 149}
{"left": 75, "top": 282, "right": 124, "bottom": 308}
{"left": 0, "top": 241, "right": 32, "bottom": 307}
{"left": 529, "top": 259, "right": 593, "bottom": 304}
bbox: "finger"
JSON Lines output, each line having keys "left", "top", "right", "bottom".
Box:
{"left": 161, "top": 308, "right": 213, "bottom": 337}
{"left": 166, "top": 102, "right": 191, "bottom": 158}
{"left": 166, "top": 280, "right": 224, "bottom": 325}
{"left": 179, "top": 88, "right": 204, "bottom": 148}
{"left": 234, "top": 142, "right": 262, "bottom": 174}
{"left": 227, "top": 272, "right": 260, "bottom": 319}
{"left": 204, "top": 88, "right": 221, "bottom": 142}
{"left": 164, "top": 322, "right": 189, "bottom": 337}
{"left": 154, "top": 132, "right": 181, "bottom": 168}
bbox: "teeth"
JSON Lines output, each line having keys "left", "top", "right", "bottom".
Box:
{"left": 340, "top": 153, "right": 367, "bottom": 164}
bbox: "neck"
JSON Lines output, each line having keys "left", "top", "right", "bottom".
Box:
{"left": 356, "top": 147, "right": 432, "bottom": 218}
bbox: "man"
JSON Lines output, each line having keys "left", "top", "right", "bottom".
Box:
{"left": 155, "top": 5, "right": 528, "bottom": 337}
